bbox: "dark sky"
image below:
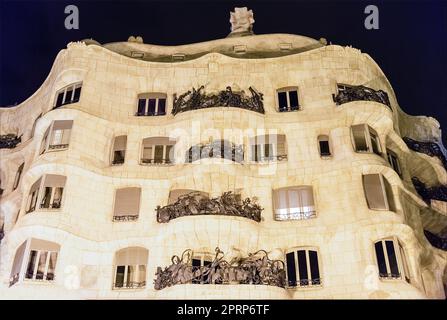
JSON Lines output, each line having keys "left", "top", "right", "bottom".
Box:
{"left": 1, "top": 0, "right": 446, "bottom": 144}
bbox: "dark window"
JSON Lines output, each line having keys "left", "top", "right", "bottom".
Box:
{"left": 65, "top": 88, "right": 73, "bottom": 104}
{"left": 375, "top": 241, "right": 387, "bottom": 277}
{"left": 113, "top": 151, "right": 125, "bottom": 164}
{"left": 289, "top": 91, "right": 299, "bottom": 110}
{"left": 40, "top": 187, "right": 52, "bottom": 209}
{"left": 319, "top": 140, "right": 331, "bottom": 156}
{"left": 25, "top": 250, "right": 38, "bottom": 279}
{"left": 138, "top": 99, "right": 146, "bottom": 115}
{"left": 278, "top": 92, "right": 288, "bottom": 111}
{"left": 286, "top": 252, "right": 296, "bottom": 287}
{"left": 158, "top": 99, "right": 166, "bottom": 115}
{"left": 309, "top": 250, "right": 320, "bottom": 285}
{"left": 55, "top": 92, "right": 64, "bottom": 108}
{"left": 148, "top": 99, "right": 156, "bottom": 115}
{"left": 73, "top": 87, "right": 81, "bottom": 102}
{"left": 115, "top": 266, "right": 125, "bottom": 288}
{"left": 154, "top": 145, "right": 164, "bottom": 163}
{"left": 297, "top": 250, "right": 308, "bottom": 285}
{"left": 385, "top": 240, "right": 400, "bottom": 277}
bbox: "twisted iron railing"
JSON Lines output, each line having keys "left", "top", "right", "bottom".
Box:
{"left": 403, "top": 137, "right": 447, "bottom": 170}
{"left": 0, "top": 134, "right": 21, "bottom": 149}
{"left": 333, "top": 85, "right": 391, "bottom": 109}
{"left": 172, "top": 86, "right": 264, "bottom": 115}
{"left": 154, "top": 247, "right": 286, "bottom": 290}
{"left": 156, "top": 191, "right": 262, "bottom": 223}
{"left": 411, "top": 177, "right": 447, "bottom": 204}
{"left": 186, "top": 140, "right": 244, "bottom": 163}
{"left": 424, "top": 230, "right": 447, "bottom": 251}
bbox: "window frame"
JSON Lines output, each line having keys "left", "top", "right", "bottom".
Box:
{"left": 112, "top": 187, "right": 141, "bottom": 222}
{"left": 40, "top": 120, "right": 73, "bottom": 154}
{"left": 24, "top": 249, "right": 58, "bottom": 282}
{"left": 25, "top": 175, "right": 66, "bottom": 214}
{"left": 273, "top": 186, "right": 317, "bottom": 221}
{"left": 111, "top": 135, "right": 127, "bottom": 166}
{"left": 285, "top": 247, "right": 322, "bottom": 289}
{"left": 362, "top": 173, "right": 395, "bottom": 212}
{"left": 317, "top": 135, "right": 332, "bottom": 158}
{"left": 136, "top": 93, "right": 167, "bottom": 116}
{"left": 386, "top": 149, "right": 402, "bottom": 176}
{"left": 250, "top": 135, "right": 287, "bottom": 163}
{"left": 373, "top": 237, "right": 410, "bottom": 283}
{"left": 113, "top": 264, "right": 147, "bottom": 289}
{"left": 140, "top": 137, "right": 176, "bottom": 165}
{"left": 351, "top": 124, "right": 382, "bottom": 156}
{"left": 276, "top": 87, "right": 300, "bottom": 112}
{"left": 53, "top": 82, "right": 82, "bottom": 109}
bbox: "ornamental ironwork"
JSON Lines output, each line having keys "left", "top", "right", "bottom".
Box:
{"left": 186, "top": 140, "right": 244, "bottom": 163}
{"left": 172, "top": 86, "right": 264, "bottom": 115}
{"left": 403, "top": 137, "right": 447, "bottom": 170}
{"left": 412, "top": 177, "right": 447, "bottom": 204}
{"left": 333, "top": 85, "right": 391, "bottom": 109}
{"left": 156, "top": 191, "right": 262, "bottom": 223}
{"left": 424, "top": 230, "right": 447, "bottom": 251}
{"left": 0, "top": 134, "right": 21, "bottom": 149}
{"left": 154, "top": 247, "right": 286, "bottom": 290}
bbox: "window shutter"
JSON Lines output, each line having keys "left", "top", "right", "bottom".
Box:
{"left": 363, "top": 174, "right": 387, "bottom": 210}
{"left": 114, "top": 187, "right": 141, "bottom": 217}
{"left": 113, "top": 136, "right": 127, "bottom": 151}
{"left": 351, "top": 124, "right": 368, "bottom": 152}
{"left": 115, "top": 247, "right": 148, "bottom": 266}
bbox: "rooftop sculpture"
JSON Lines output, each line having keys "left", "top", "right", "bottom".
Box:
{"left": 229, "top": 7, "right": 255, "bottom": 36}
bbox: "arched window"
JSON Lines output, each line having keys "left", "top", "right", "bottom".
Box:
{"left": 374, "top": 238, "right": 410, "bottom": 282}
{"left": 136, "top": 93, "right": 167, "bottom": 116}
{"left": 351, "top": 124, "right": 381, "bottom": 155}
{"left": 277, "top": 87, "right": 300, "bottom": 112}
{"left": 317, "top": 135, "right": 331, "bottom": 157}
{"left": 141, "top": 137, "right": 175, "bottom": 165}
{"left": 250, "top": 134, "right": 287, "bottom": 162}
{"left": 362, "top": 173, "right": 395, "bottom": 211}
{"left": 113, "top": 187, "right": 141, "bottom": 221}
{"left": 286, "top": 248, "right": 321, "bottom": 287}
{"left": 114, "top": 247, "right": 148, "bottom": 289}
{"left": 111, "top": 135, "right": 127, "bottom": 165}
{"left": 10, "top": 238, "right": 60, "bottom": 286}
{"left": 40, "top": 120, "right": 73, "bottom": 154}
{"left": 273, "top": 186, "right": 316, "bottom": 220}
{"left": 54, "top": 82, "right": 82, "bottom": 109}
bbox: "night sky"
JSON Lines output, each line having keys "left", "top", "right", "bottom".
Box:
{"left": 1, "top": 0, "right": 446, "bottom": 144}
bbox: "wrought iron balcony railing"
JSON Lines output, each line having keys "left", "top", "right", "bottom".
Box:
{"left": 403, "top": 137, "right": 447, "bottom": 170}
{"left": 287, "top": 278, "right": 322, "bottom": 288}
{"left": 252, "top": 154, "right": 288, "bottom": 162}
{"left": 333, "top": 85, "right": 391, "bottom": 109}
{"left": 113, "top": 215, "right": 139, "bottom": 222}
{"left": 424, "top": 230, "right": 447, "bottom": 251}
{"left": 48, "top": 143, "right": 69, "bottom": 150}
{"left": 411, "top": 177, "right": 447, "bottom": 205}
{"left": 186, "top": 140, "right": 244, "bottom": 163}
{"left": 113, "top": 281, "right": 146, "bottom": 289}
{"left": 172, "top": 86, "right": 264, "bottom": 115}
{"left": 135, "top": 111, "right": 166, "bottom": 117}
{"left": 154, "top": 248, "right": 286, "bottom": 290}
{"left": 0, "top": 134, "right": 21, "bottom": 149}
{"left": 156, "top": 191, "right": 262, "bottom": 223}
{"left": 140, "top": 158, "right": 173, "bottom": 165}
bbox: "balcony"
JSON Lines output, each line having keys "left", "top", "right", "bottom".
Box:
{"left": 403, "top": 137, "right": 447, "bottom": 170}
{"left": 156, "top": 191, "right": 262, "bottom": 223}
{"left": 412, "top": 177, "right": 447, "bottom": 205}
{"left": 112, "top": 215, "right": 139, "bottom": 222}
{"left": 424, "top": 230, "right": 447, "bottom": 251}
{"left": 333, "top": 84, "right": 391, "bottom": 109}
{"left": 0, "top": 134, "right": 21, "bottom": 149}
{"left": 186, "top": 140, "right": 244, "bottom": 163}
{"left": 140, "top": 158, "right": 172, "bottom": 165}
{"left": 172, "top": 85, "right": 264, "bottom": 115}
{"left": 154, "top": 248, "right": 286, "bottom": 290}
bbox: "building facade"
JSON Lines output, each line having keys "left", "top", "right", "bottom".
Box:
{"left": 0, "top": 8, "right": 446, "bottom": 299}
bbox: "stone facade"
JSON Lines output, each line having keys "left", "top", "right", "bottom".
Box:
{"left": 0, "top": 20, "right": 446, "bottom": 299}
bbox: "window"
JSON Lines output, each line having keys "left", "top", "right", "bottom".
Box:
{"left": 54, "top": 83, "right": 82, "bottom": 108}
{"left": 286, "top": 248, "right": 321, "bottom": 287}
{"left": 136, "top": 93, "right": 167, "bottom": 116}
{"left": 317, "top": 135, "right": 331, "bottom": 157}
{"left": 191, "top": 253, "right": 213, "bottom": 284}
{"left": 277, "top": 87, "right": 299, "bottom": 112}
{"left": 111, "top": 135, "right": 127, "bottom": 165}
{"left": 25, "top": 178, "right": 42, "bottom": 213}
{"left": 39, "top": 175, "right": 66, "bottom": 210}
{"left": 250, "top": 134, "right": 287, "bottom": 162}
{"left": 374, "top": 238, "right": 410, "bottom": 282}
{"left": 362, "top": 174, "right": 395, "bottom": 211}
{"left": 25, "top": 175, "right": 66, "bottom": 213}
{"left": 13, "top": 162, "right": 24, "bottom": 191}
{"left": 9, "top": 238, "right": 60, "bottom": 286}
{"left": 30, "top": 114, "right": 42, "bottom": 139}
{"left": 113, "top": 187, "right": 141, "bottom": 221}
{"left": 273, "top": 186, "right": 316, "bottom": 220}
{"left": 40, "top": 120, "right": 73, "bottom": 154}
{"left": 351, "top": 124, "right": 382, "bottom": 155}
{"left": 114, "top": 247, "right": 148, "bottom": 289}
{"left": 141, "top": 137, "right": 175, "bottom": 165}
{"left": 387, "top": 149, "right": 401, "bottom": 176}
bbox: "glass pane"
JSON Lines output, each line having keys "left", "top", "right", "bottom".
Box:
{"left": 36, "top": 251, "right": 48, "bottom": 280}
{"left": 319, "top": 140, "right": 331, "bottom": 156}
{"left": 113, "top": 150, "right": 125, "bottom": 164}
{"left": 26, "top": 250, "right": 38, "bottom": 279}
{"left": 126, "top": 265, "right": 135, "bottom": 287}
{"left": 148, "top": 99, "right": 156, "bottom": 115}
{"left": 275, "top": 189, "right": 289, "bottom": 219}
{"left": 309, "top": 251, "right": 320, "bottom": 285}
{"left": 278, "top": 92, "right": 288, "bottom": 111}
{"left": 370, "top": 133, "right": 381, "bottom": 155}
{"left": 288, "top": 189, "right": 300, "bottom": 216}
{"left": 165, "top": 145, "right": 173, "bottom": 163}
{"left": 158, "top": 99, "right": 166, "bottom": 115}
{"left": 51, "top": 130, "right": 63, "bottom": 146}
{"left": 137, "top": 99, "right": 146, "bottom": 115}
{"left": 297, "top": 250, "right": 309, "bottom": 285}
{"left": 375, "top": 242, "right": 387, "bottom": 277}
{"left": 65, "top": 89, "right": 73, "bottom": 104}
{"left": 286, "top": 252, "right": 297, "bottom": 287}
{"left": 73, "top": 87, "right": 81, "bottom": 102}
{"left": 40, "top": 187, "right": 52, "bottom": 208}
{"left": 138, "top": 265, "right": 146, "bottom": 286}
{"left": 385, "top": 240, "right": 400, "bottom": 278}
{"left": 142, "top": 146, "right": 152, "bottom": 161}
{"left": 154, "top": 145, "right": 164, "bottom": 163}
{"left": 52, "top": 187, "right": 63, "bottom": 208}
{"left": 46, "top": 252, "right": 57, "bottom": 280}
{"left": 264, "top": 144, "right": 273, "bottom": 160}
{"left": 251, "top": 144, "right": 259, "bottom": 161}
{"left": 115, "top": 266, "right": 125, "bottom": 288}
{"left": 288, "top": 91, "right": 299, "bottom": 110}
{"left": 55, "top": 92, "right": 64, "bottom": 107}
